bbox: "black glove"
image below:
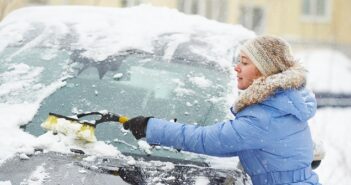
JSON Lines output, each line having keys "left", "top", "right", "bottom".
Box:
{"left": 123, "top": 116, "right": 152, "bottom": 139}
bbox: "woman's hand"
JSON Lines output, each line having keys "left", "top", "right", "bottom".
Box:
{"left": 123, "top": 116, "right": 152, "bottom": 139}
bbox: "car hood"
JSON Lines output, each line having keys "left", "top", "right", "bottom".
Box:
{"left": 0, "top": 151, "right": 249, "bottom": 185}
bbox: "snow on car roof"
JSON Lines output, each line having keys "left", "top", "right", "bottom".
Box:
{"left": 1, "top": 5, "right": 254, "bottom": 65}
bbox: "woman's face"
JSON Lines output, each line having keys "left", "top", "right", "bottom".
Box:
{"left": 234, "top": 52, "right": 262, "bottom": 90}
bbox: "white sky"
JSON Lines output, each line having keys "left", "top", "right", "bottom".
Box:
{"left": 0, "top": 5, "right": 351, "bottom": 185}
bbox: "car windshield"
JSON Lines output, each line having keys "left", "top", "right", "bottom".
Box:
{"left": 8, "top": 47, "right": 231, "bottom": 159}
{"left": 0, "top": 6, "right": 254, "bottom": 163}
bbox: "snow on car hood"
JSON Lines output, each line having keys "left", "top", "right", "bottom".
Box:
{"left": 0, "top": 5, "right": 254, "bottom": 165}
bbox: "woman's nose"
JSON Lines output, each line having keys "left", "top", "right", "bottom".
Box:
{"left": 234, "top": 65, "right": 240, "bottom": 72}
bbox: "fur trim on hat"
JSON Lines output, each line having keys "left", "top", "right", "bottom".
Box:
{"left": 233, "top": 63, "right": 307, "bottom": 112}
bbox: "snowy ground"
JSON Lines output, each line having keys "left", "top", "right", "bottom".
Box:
{"left": 310, "top": 108, "right": 351, "bottom": 184}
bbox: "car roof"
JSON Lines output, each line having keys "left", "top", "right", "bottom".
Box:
{"left": 1, "top": 5, "right": 254, "bottom": 69}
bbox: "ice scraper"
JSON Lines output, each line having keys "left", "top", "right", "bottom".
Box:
{"left": 41, "top": 111, "right": 129, "bottom": 142}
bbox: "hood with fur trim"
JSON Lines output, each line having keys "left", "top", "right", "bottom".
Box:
{"left": 234, "top": 63, "right": 308, "bottom": 114}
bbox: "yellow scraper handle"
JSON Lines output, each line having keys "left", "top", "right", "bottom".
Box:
{"left": 118, "top": 115, "right": 129, "bottom": 124}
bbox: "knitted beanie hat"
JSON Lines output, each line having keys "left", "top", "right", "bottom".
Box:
{"left": 240, "top": 35, "right": 296, "bottom": 76}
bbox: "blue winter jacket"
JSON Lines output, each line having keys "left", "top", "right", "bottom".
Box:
{"left": 146, "top": 89, "right": 320, "bottom": 185}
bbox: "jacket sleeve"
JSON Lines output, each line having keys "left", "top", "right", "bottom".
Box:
{"left": 146, "top": 106, "right": 272, "bottom": 157}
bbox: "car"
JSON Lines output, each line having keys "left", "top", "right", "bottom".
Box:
{"left": 0, "top": 5, "right": 255, "bottom": 185}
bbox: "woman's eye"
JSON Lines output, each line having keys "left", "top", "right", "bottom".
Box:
{"left": 241, "top": 61, "right": 248, "bottom": 65}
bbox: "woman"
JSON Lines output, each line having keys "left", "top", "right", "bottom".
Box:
{"left": 123, "top": 35, "right": 320, "bottom": 184}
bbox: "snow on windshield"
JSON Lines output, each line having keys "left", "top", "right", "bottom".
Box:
{"left": 189, "top": 75, "right": 212, "bottom": 88}
{"left": 0, "top": 5, "right": 253, "bottom": 167}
